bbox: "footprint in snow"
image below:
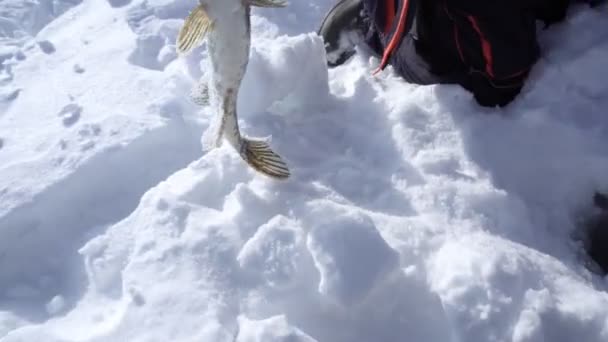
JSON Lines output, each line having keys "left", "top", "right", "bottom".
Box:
{"left": 73, "top": 64, "right": 85, "bottom": 73}
{"left": 0, "top": 138, "right": 4, "bottom": 150}
{"left": 0, "top": 89, "right": 20, "bottom": 117}
{"left": 37, "top": 40, "right": 56, "bottom": 54}
{"left": 1, "top": 88, "right": 21, "bottom": 102}
{"left": 107, "top": 0, "right": 131, "bottom": 8}
{"left": 58, "top": 104, "right": 82, "bottom": 127}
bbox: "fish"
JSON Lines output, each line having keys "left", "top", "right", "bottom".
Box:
{"left": 176, "top": 0, "right": 290, "bottom": 179}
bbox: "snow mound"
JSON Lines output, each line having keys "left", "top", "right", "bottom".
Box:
{"left": 237, "top": 215, "right": 307, "bottom": 290}
{"left": 307, "top": 208, "right": 399, "bottom": 305}
{"left": 1, "top": 0, "right": 608, "bottom": 341}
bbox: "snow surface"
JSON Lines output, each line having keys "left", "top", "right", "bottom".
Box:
{"left": 1, "top": 0, "right": 608, "bottom": 341}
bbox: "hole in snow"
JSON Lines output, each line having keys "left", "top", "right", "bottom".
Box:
{"left": 57, "top": 103, "right": 82, "bottom": 127}
{"left": 36, "top": 40, "right": 55, "bottom": 54}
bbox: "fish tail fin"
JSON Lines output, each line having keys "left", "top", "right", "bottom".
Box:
{"left": 240, "top": 138, "right": 290, "bottom": 179}
{"left": 247, "top": 0, "right": 288, "bottom": 8}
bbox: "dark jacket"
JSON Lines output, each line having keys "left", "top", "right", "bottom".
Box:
{"left": 363, "top": 0, "right": 572, "bottom": 106}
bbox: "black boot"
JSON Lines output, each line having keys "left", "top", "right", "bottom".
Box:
{"left": 317, "top": 0, "right": 366, "bottom": 67}
{"left": 586, "top": 192, "right": 608, "bottom": 275}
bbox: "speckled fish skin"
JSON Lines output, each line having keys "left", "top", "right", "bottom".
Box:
{"left": 204, "top": 1, "right": 250, "bottom": 149}
{"left": 176, "top": 0, "right": 290, "bottom": 179}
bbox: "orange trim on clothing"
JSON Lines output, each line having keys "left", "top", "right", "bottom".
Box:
{"left": 467, "top": 15, "right": 494, "bottom": 78}
{"left": 384, "top": 0, "right": 396, "bottom": 34}
{"left": 373, "top": 0, "right": 410, "bottom": 75}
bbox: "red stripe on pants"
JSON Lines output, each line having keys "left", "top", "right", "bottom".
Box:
{"left": 467, "top": 15, "right": 494, "bottom": 78}
{"left": 384, "top": 0, "right": 396, "bottom": 33}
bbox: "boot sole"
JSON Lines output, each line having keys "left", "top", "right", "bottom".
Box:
{"left": 317, "top": 0, "right": 363, "bottom": 66}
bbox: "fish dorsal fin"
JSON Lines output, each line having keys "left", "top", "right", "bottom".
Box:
{"left": 247, "top": 0, "right": 287, "bottom": 8}
{"left": 176, "top": 5, "right": 213, "bottom": 55}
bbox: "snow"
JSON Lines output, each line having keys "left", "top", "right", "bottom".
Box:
{"left": 236, "top": 315, "right": 317, "bottom": 342}
{"left": 45, "top": 296, "right": 66, "bottom": 316}
{"left": 1, "top": 0, "right": 608, "bottom": 341}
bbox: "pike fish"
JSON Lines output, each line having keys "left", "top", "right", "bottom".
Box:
{"left": 177, "top": 0, "right": 290, "bottom": 179}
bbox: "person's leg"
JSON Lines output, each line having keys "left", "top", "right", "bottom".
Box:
{"left": 318, "top": 0, "right": 457, "bottom": 86}
{"left": 317, "top": 0, "right": 367, "bottom": 67}
{"left": 389, "top": 31, "right": 457, "bottom": 85}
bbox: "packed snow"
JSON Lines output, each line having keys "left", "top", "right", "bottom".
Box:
{"left": 1, "top": 0, "right": 608, "bottom": 341}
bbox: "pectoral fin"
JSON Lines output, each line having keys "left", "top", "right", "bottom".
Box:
{"left": 247, "top": 0, "right": 287, "bottom": 8}
{"left": 190, "top": 80, "right": 209, "bottom": 106}
{"left": 176, "top": 5, "right": 213, "bottom": 55}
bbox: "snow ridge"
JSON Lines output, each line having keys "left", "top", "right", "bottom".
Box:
{"left": 1, "top": 0, "right": 608, "bottom": 341}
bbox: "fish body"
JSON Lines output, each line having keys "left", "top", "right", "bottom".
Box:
{"left": 177, "top": 0, "right": 290, "bottom": 179}
{"left": 205, "top": 1, "right": 249, "bottom": 150}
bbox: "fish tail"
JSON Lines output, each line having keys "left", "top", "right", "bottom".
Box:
{"left": 239, "top": 138, "right": 290, "bottom": 179}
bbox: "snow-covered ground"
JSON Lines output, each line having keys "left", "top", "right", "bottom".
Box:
{"left": 1, "top": 0, "right": 608, "bottom": 340}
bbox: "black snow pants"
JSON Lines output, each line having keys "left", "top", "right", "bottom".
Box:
{"left": 360, "top": 0, "right": 572, "bottom": 107}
